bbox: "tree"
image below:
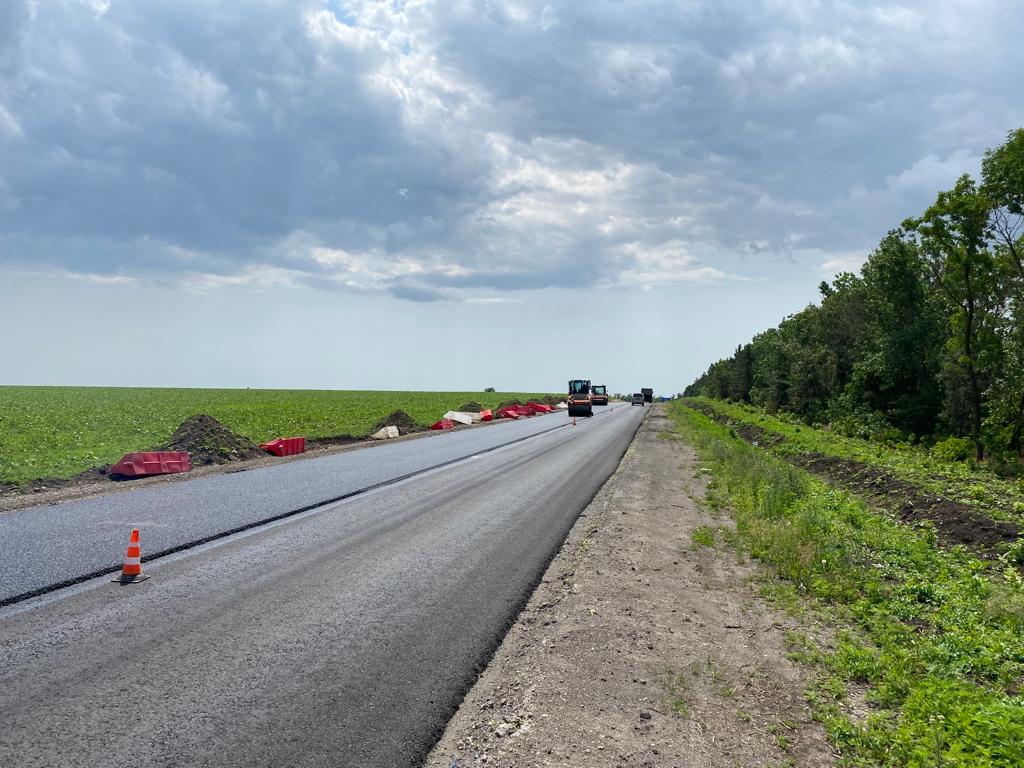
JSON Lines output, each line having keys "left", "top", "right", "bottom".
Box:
{"left": 850, "top": 232, "right": 945, "bottom": 436}
{"left": 983, "top": 129, "right": 1024, "bottom": 453}
{"left": 904, "top": 175, "right": 1001, "bottom": 459}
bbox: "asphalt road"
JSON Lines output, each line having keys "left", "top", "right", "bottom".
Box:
{"left": 0, "top": 406, "right": 620, "bottom": 605}
{"left": 0, "top": 403, "right": 646, "bottom": 768}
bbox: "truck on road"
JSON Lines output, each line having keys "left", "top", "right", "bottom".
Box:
{"left": 568, "top": 379, "right": 593, "bottom": 417}
{"left": 641, "top": 388, "right": 653, "bottom": 404}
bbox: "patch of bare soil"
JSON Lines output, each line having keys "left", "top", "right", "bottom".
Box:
{"left": 0, "top": 466, "right": 114, "bottom": 498}
{"left": 158, "top": 414, "right": 265, "bottom": 465}
{"left": 427, "top": 408, "right": 835, "bottom": 768}
{"left": 790, "top": 452, "right": 1019, "bottom": 553}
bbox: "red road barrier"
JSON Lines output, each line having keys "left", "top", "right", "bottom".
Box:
{"left": 110, "top": 451, "right": 191, "bottom": 478}
{"left": 260, "top": 437, "right": 306, "bottom": 457}
{"left": 431, "top": 419, "right": 455, "bottom": 430}
{"left": 480, "top": 409, "right": 493, "bottom": 422}
{"left": 495, "top": 407, "right": 520, "bottom": 420}
{"left": 527, "top": 402, "right": 552, "bottom": 413}
{"left": 511, "top": 405, "right": 536, "bottom": 417}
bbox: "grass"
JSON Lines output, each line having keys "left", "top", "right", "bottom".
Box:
{"left": 0, "top": 386, "right": 558, "bottom": 484}
{"left": 669, "top": 401, "right": 1024, "bottom": 767}
{"left": 689, "top": 397, "right": 1024, "bottom": 525}
{"left": 691, "top": 525, "right": 717, "bottom": 548}
{"left": 661, "top": 668, "right": 690, "bottom": 718}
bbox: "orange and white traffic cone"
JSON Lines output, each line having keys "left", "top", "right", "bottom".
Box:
{"left": 572, "top": 416, "right": 577, "bottom": 426}
{"left": 112, "top": 528, "right": 150, "bottom": 584}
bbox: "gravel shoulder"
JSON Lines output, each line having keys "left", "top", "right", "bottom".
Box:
{"left": 426, "top": 406, "right": 836, "bottom": 768}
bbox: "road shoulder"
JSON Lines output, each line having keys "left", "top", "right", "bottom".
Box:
{"left": 426, "top": 406, "right": 835, "bottom": 767}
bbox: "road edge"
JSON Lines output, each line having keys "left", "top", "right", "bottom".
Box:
{"left": 422, "top": 405, "right": 651, "bottom": 763}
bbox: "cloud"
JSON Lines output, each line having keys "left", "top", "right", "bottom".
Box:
{"left": 0, "top": 0, "right": 1022, "bottom": 301}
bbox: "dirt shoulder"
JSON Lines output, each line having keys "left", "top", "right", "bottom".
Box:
{"left": 426, "top": 407, "right": 835, "bottom": 768}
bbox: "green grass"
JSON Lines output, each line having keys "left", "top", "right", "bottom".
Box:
{"left": 691, "top": 525, "right": 717, "bottom": 548}
{"left": 0, "top": 386, "right": 558, "bottom": 484}
{"left": 669, "top": 401, "right": 1024, "bottom": 767}
{"left": 689, "top": 397, "right": 1024, "bottom": 525}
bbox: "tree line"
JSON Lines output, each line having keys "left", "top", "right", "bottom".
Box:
{"left": 685, "top": 128, "right": 1024, "bottom": 462}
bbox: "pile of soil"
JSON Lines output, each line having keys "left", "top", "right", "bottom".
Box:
{"left": 496, "top": 399, "right": 522, "bottom": 410}
{"left": 457, "top": 401, "right": 484, "bottom": 413}
{"left": 160, "top": 414, "right": 265, "bottom": 466}
{"left": 371, "top": 410, "right": 425, "bottom": 436}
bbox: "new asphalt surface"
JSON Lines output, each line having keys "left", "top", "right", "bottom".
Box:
{"left": 0, "top": 403, "right": 645, "bottom": 767}
{"left": 0, "top": 407, "right": 620, "bottom": 605}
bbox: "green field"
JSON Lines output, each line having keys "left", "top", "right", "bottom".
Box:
{"left": 0, "top": 386, "right": 558, "bottom": 485}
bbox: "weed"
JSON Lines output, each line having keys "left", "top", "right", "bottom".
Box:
{"left": 661, "top": 668, "right": 690, "bottom": 718}
{"left": 691, "top": 526, "right": 716, "bottom": 548}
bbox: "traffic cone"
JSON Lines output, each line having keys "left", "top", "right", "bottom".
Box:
{"left": 112, "top": 528, "right": 150, "bottom": 584}
{"left": 573, "top": 416, "right": 577, "bottom": 426}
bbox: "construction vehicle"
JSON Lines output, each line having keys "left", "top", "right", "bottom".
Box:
{"left": 641, "top": 387, "right": 653, "bottom": 404}
{"left": 567, "top": 379, "right": 593, "bottom": 417}
{"left": 591, "top": 384, "right": 609, "bottom": 406}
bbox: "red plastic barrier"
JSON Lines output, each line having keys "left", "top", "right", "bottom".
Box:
{"left": 110, "top": 451, "right": 191, "bottom": 478}
{"left": 260, "top": 437, "right": 306, "bottom": 457}
{"left": 527, "top": 402, "right": 552, "bottom": 413}
{"left": 431, "top": 419, "right": 455, "bottom": 430}
{"left": 512, "top": 405, "right": 536, "bottom": 416}
{"left": 495, "top": 407, "right": 520, "bottom": 420}
{"left": 480, "top": 409, "right": 493, "bottom": 422}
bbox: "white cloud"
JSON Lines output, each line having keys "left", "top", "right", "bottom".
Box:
{"left": 0, "top": 0, "right": 1021, "bottom": 302}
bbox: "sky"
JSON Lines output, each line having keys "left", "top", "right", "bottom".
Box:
{"left": 1, "top": 0, "right": 1021, "bottom": 395}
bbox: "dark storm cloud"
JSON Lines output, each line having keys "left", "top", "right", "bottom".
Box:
{"left": 0, "top": 0, "right": 1021, "bottom": 299}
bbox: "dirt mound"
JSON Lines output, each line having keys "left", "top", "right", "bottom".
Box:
{"left": 160, "top": 414, "right": 265, "bottom": 466}
{"left": 457, "top": 401, "right": 484, "bottom": 413}
{"left": 496, "top": 399, "right": 522, "bottom": 409}
{"left": 372, "top": 410, "right": 425, "bottom": 436}
{"left": 540, "top": 394, "right": 565, "bottom": 406}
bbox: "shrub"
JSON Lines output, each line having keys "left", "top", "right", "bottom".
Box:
{"left": 933, "top": 436, "right": 975, "bottom": 462}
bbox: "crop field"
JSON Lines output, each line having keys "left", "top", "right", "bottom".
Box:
{"left": 0, "top": 386, "right": 557, "bottom": 485}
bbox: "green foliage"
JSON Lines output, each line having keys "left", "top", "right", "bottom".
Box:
{"left": 933, "top": 436, "right": 976, "bottom": 463}
{"left": 0, "top": 386, "right": 557, "bottom": 484}
{"left": 690, "top": 397, "right": 1023, "bottom": 525}
{"left": 690, "top": 526, "right": 716, "bottom": 548}
{"left": 687, "top": 128, "right": 1024, "bottom": 460}
{"left": 669, "top": 401, "right": 1024, "bottom": 767}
